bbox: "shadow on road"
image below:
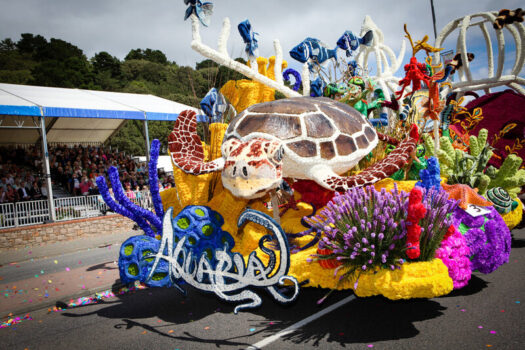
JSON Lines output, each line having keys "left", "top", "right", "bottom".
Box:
{"left": 59, "top": 280, "right": 448, "bottom": 348}
{"left": 511, "top": 236, "right": 525, "bottom": 249}
{"left": 86, "top": 262, "right": 118, "bottom": 271}
{"left": 442, "top": 274, "right": 488, "bottom": 298}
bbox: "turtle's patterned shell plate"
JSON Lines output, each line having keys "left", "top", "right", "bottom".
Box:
{"left": 225, "top": 97, "right": 377, "bottom": 161}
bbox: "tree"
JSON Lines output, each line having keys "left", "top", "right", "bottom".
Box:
{"left": 125, "top": 48, "right": 168, "bottom": 65}
{"left": 121, "top": 59, "right": 167, "bottom": 84}
{"left": 0, "top": 38, "right": 16, "bottom": 52}
{"left": 92, "top": 51, "right": 121, "bottom": 77}
{"left": 16, "top": 33, "right": 47, "bottom": 55}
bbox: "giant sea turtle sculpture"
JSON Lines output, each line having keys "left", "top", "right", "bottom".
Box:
{"left": 169, "top": 96, "right": 419, "bottom": 199}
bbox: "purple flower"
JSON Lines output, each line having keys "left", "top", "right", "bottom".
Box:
{"left": 451, "top": 207, "right": 511, "bottom": 274}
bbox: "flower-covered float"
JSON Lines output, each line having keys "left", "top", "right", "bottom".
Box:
{"left": 97, "top": 2, "right": 524, "bottom": 311}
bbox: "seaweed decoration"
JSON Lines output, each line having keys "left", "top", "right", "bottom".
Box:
{"left": 108, "top": 167, "right": 162, "bottom": 233}
{"left": 148, "top": 139, "right": 165, "bottom": 219}
{"left": 491, "top": 123, "right": 517, "bottom": 147}
{"left": 96, "top": 139, "right": 166, "bottom": 237}
{"left": 449, "top": 97, "right": 484, "bottom": 134}
{"left": 96, "top": 176, "right": 156, "bottom": 237}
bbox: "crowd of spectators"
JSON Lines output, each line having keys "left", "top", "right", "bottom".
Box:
{"left": 0, "top": 144, "right": 175, "bottom": 204}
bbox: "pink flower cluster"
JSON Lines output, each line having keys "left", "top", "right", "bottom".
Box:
{"left": 435, "top": 225, "right": 471, "bottom": 289}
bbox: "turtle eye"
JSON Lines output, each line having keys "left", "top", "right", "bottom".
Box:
{"left": 272, "top": 147, "right": 284, "bottom": 163}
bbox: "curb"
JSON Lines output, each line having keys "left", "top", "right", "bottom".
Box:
{"left": 6, "top": 281, "right": 125, "bottom": 318}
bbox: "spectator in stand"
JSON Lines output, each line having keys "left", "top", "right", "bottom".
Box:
{"left": 18, "top": 181, "right": 31, "bottom": 201}
{"left": 6, "top": 184, "right": 18, "bottom": 202}
{"left": 125, "top": 183, "right": 136, "bottom": 199}
{"left": 29, "top": 181, "right": 43, "bottom": 200}
{"left": 88, "top": 178, "right": 99, "bottom": 195}
{"left": 41, "top": 182, "right": 48, "bottom": 199}
{"left": 79, "top": 176, "right": 90, "bottom": 196}
{"left": 0, "top": 186, "right": 6, "bottom": 203}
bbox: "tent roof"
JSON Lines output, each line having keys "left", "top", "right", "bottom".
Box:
{"left": 0, "top": 83, "right": 202, "bottom": 144}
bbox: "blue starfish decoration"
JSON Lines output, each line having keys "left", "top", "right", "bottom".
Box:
{"left": 184, "top": 0, "right": 213, "bottom": 27}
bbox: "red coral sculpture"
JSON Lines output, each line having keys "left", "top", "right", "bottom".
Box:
{"left": 406, "top": 187, "right": 427, "bottom": 259}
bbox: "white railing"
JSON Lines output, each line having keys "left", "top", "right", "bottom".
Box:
{"left": 0, "top": 191, "right": 154, "bottom": 229}
{"left": 0, "top": 202, "right": 16, "bottom": 229}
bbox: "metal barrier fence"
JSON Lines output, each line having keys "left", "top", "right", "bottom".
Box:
{"left": 0, "top": 191, "right": 153, "bottom": 229}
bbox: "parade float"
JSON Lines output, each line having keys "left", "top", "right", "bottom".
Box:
{"left": 97, "top": 1, "right": 525, "bottom": 311}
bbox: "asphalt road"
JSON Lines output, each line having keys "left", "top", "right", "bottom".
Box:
{"left": 0, "top": 244, "right": 120, "bottom": 284}
{"left": 1, "top": 227, "right": 524, "bottom": 350}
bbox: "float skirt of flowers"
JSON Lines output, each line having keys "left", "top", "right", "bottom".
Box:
{"left": 289, "top": 249, "right": 453, "bottom": 299}
{"left": 501, "top": 198, "right": 523, "bottom": 230}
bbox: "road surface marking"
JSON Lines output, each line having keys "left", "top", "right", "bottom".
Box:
{"left": 246, "top": 294, "right": 356, "bottom": 349}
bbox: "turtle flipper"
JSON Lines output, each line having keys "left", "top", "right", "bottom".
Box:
{"left": 311, "top": 125, "right": 420, "bottom": 191}
{"left": 168, "top": 110, "right": 225, "bottom": 174}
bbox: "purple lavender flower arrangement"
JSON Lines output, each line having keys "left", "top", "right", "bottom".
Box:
{"left": 416, "top": 187, "right": 459, "bottom": 261}
{"left": 450, "top": 206, "right": 511, "bottom": 274}
{"left": 305, "top": 184, "right": 409, "bottom": 287}
{"left": 435, "top": 226, "right": 471, "bottom": 289}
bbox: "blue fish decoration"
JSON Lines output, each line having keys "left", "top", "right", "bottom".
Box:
{"left": 184, "top": 0, "right": 214, "bottom": 27}
{"left": 200, "top": 88, "right": 226, "bottom": 123}
{"left": 310, "top": 77, "right": 326, "bottom": 97}
{"left": 238, "top": 20, "right": 259, "bottom": 57}
{"left": 336, "top": 30, "right": 373, "bottom": 56}
{"left": 289, "top": 38, "right": 337, "bottom": 64}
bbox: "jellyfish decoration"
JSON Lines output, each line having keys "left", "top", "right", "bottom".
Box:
{"left": 96, "top": 139, "right": 165, "bottom": 238}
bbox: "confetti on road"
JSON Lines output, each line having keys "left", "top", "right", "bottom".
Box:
{"left": 478, "top": 326, "right": 484, "bottom": 329}
{"left": 34, "top": 274, "right": 38, "bottom": 278}
{"left": 0, "top": 314, "right": 32, "bottom": 328}
{"left": 368, "top": 345, "right": 374, "bottom": 348}
{"left": 490, "top": 331, "right": 497, "bottom": 334}
{"left": 460, "top": 309, "right": 466, "bottom": 312}
{"left": 54, "top": 260, "right": 58, "bottom": 264}
{"left": 250, "top": 328, "right": 256, "bottom": 332}
{"left": 48, "top": 280, "right": 52, "bottom": 284}
{"left": 66, "top": 267, "right": 70, "bottom": 271}
{"left": 142, "top": 331, "right": 147, "bottom": 334}
{"left": 516, "top": 301, "right": 520, "bottom": 304}
{"left": 40, "top": 270, "right": 44, "bottom": 274}
{"left": 78, "top": 261, "right": 82, "bottom": 264}
{"left": 168, "top": 330, "right": 174, "bottom": 333}
{"left": 204, "top": 326, "right": 210, "bottom": 330}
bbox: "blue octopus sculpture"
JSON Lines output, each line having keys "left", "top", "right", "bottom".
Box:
{"left": 96, "top": 140, "right": 234, "bottom": 288}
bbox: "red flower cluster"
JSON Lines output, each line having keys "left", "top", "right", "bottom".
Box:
{"left": 406, "top": 187, "right": 426, "bottom": 259}
{"left": 316, "top": 248, "right": 343, "bottom": 269}
{"left": 443, "top": 224, "right": 456, "bottom": 240}
{"left": 292, "top": 179, "right": 335, "bottom": 209}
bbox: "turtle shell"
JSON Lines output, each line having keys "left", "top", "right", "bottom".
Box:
{"left": 225, "top": 96, "right": 376, "bottom": 160}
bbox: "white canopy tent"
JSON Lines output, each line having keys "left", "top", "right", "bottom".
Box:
{"left": 0, "top": 83, "right": 203, "bottom": 221}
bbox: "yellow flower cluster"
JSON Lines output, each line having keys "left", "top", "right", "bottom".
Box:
{"left": 501, "top": 198, "right": 523, "bottom": 230}
{"left": 220, "top": 56, "right": 287, "bottom": 113}
{"left": 161, "top": 123, "right": 229, "bottom": 214}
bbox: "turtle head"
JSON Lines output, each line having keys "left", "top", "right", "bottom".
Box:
{"left": 221, "top": 138, "right": 284, "bottom": 199}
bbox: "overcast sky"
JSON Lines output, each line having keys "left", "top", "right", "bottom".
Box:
{"left": 0, "top": 0, "right": 523, "bottom": 77}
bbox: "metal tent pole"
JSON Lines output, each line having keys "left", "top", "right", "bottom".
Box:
{"left": 143, "top": 118, "right": 150, "bottom": 163}
{"left": 40, "top": 115, "right": 56, "bottom": 222}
